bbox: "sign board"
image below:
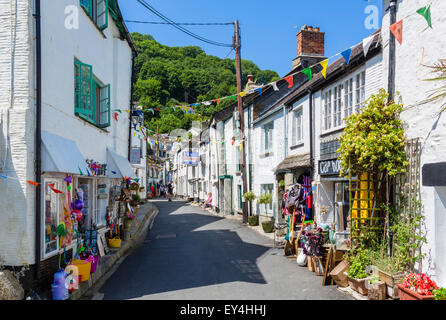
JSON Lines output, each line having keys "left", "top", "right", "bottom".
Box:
{"left": 183, "top": 151, "right": 199, "bottom": 166}
{"left": 129, "top": 148, "right": 141, "bottom": 164}
{"left": 318, "top": 159, "right": 342, "bottom": 176}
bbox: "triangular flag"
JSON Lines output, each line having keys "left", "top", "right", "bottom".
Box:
{"left": 203, "top": 101, "right": 212, "bottom": 106}
{"left": 285, "top": 75, "right": 293, "bottom": 88}
{"left": 254, "top": 87, "right": 262, "bottom": 95}
{"left": 301, "top": 67, "right": 312, "bottom": 81}
{"left": 26, "top": 180, "right": 39, "bottom": 187}
{"left": 320, "top": 59, "right": 329, "bottom": 79}
{"left": 240, "top": 91, "right": 246, "bottom": 97}
{"left": 271, "top": 82, "right": 279, "bottom": 91}
{"left": 78, "top": 166, "right": 83, "bottom": 175}
{"left": 390, "top": 20, "right": 403, "bottom": 45}
{"left": 229, "top": 95, "right": 237, "bottom": 101}
{"left": 115, "top": 109, "right": 122, "bottom": 114}
{"left": 417, "top": 5, "right": 432, "bottom": 28}
{"left": 216, "top": 99, "right": 220, "bottom": 104}
{"left": 48, "top": 183, "right": 63, "bottom": 194}
{"left": 113, "top": 112, "right": 118, "bottom": 121}
{"left": 341, "top": 48, "right": 352, "bottom": 65}
{"left": 362, "top": 35, "right": 374, "bottom": 56}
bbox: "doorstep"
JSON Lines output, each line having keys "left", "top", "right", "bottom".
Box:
{"left": 68, "top": 202, "right": 159, "bottom": 300}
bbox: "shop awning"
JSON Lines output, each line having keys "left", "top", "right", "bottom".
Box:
{"left": 274, "top": 153, "right": 311, "bottom": 174}
{"left": 107, "top": 148, "right": 136, "bottom": 179}
{"left": 41, "top": 130, "right": 88, "bottom": 175}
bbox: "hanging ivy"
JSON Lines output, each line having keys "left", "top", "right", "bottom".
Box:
{"left": 338, "top": 89, "right": 408, "bottom": 177}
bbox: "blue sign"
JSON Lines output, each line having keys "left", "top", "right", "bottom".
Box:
{"left": 183, "top": 151, "right": 199, "bottom": 166}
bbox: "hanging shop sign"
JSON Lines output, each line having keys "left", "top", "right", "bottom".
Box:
{"left": 318, "top": 159, "right": 342, "bottom": 176}
{"left": 86, "top": 160, "right": 107, "bottom": 176}
{"left": 182, "top": 151, "right": 199, "bottom": 166}
{"left": 129, "top": 148, "right": 142, "bottom": 164}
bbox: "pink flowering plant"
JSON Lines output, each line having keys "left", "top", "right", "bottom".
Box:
{"left": 402, "top": 273, "right": 439, "bottom": 296}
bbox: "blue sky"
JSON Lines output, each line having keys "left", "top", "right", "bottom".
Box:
{"left": 119, "top": 0, "right": 383, "bottom": 77}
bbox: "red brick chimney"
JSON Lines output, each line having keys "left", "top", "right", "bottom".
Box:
{"left": 292, "top": 25, "right": 325, "bottom": 69}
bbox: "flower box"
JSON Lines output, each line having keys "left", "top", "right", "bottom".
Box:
{"left": 348, "top": 277, "right": 370, "bottom": 296}
{"left": 397, "top": 284, "right": 434, "bottom": 300}
{"left": 261, "top": 221, "right": 274, "bottom": 233}
{"left": 377, "top": 269, "right": 405, "bottom": 299}
{"left": 248, "top": 216, "right": 259, "bottom": 226}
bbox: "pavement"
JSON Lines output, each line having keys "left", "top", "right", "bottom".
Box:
{"left": 94, "top": 199, "right": 351, "bottom": 300}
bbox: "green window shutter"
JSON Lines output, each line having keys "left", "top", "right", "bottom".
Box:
{"left": 80, "top": 0, "right": 92, "bottom": 15}
{"left": 96, "top": 0, "right": 108, "bottom": 30}
{"left": 74, "top": 60, "right": 94, "bottom": 122}
{"left": 99, "top": 84, "right": 110, "bottom": 128}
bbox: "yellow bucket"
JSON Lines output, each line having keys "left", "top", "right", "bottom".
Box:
{"left": 107, "top": 237, "right": 122, "bottom": 248}
{"left": 71, "top": 260, "right": 92, "bottom": 282}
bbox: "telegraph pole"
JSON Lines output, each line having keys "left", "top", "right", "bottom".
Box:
{"left": 234, "top": 20, "right": 248, "bottom": 224}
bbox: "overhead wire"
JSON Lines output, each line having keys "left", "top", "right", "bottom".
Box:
{"left": 125, "top": 20, "right": 234, "bottom": 26}
{"left": 135, "top": 0, "right": 234, "bottom": 48}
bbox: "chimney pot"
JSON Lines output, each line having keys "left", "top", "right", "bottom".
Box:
{"left": 314, "top": 27, "right": 320, "bottom": 32}
{"left": 307, "top": 26, "right": 313, "bottom": 31}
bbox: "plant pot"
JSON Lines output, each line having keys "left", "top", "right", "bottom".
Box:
{"left": 124, "top": 218, "right": 133, "bottom": 230}
{"left": 307, "top": 256, "right": 315, "bottom": 272}
{"left": 248, "top": 216, "right": 259, "bottom": 226}
{"left": 366, "top": 280, "right": 387, "bottom": 300}
{"left": 396, "top": 284, "right": 434, "bottom": 300}
{"left": 261, "top": 221, "right": 274, "bottom": 233}
{"left": 348, "top": 277, "right": 370, "bottom": 296}
{"left": 378, "top": 269, "right": 406, "bottom": 299}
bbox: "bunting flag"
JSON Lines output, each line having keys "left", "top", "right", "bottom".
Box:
{"left": 78, "top": 166, "right": 83, "bottom": 176}
{"left": 26, "top": 180, "right": 39, "bottom": 187}
{"left": 362, "top": 35, "right": 374, "bottom": 57}
{"left": 228, "top": 95, "right": 237, "bottom": 101}
{"left": 341, "top": 48, "right": 352, "bottom": 65}
{"left": 203, "top": 101, "right": 212, "bottom": 106}
{"left": 285, "top": 75, "right": 293, "bottom": 88}
{"left": 215, "top": 99, "right": 221, "bottom": 104}
{"left": 0, "top": 175, "right": 7, "bottom": 179}
{"left": 113, "top": 112, "right": 119, "bottom": 121}
{"left": 271, "top": 82, "right": 279, "bottom": 91}
{"left": 148, "top": 108, "right": 155, "bottom": 115}
{"left": 302, "top": 67, "right": 312, "bottom": 81}
{"left": 64, "top": 176, "right": 72, "bottom": 184}
{"left": 254, "top": 87, "right": 262, "bottom": 95}
{"left": 155, "top": 107, "right": 160, "bottom": 111}
{"left": 48, "top": 183, "right": 63, "bottom": 194}
{"left": 114, "top": 109, "right": 122, "bottom": 114}
{"left": 417, "top": 5, "right": 432, "bottom": 28}
{"left": 240, "top": 91, "right": 246, "bottom": 97}
{"left": 320, "top": 59, "right": 329, "bottom": 79}
{"left": 390, "top": 20, "right": 403, "bottom": 45}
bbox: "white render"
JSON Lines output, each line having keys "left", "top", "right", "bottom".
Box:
{"left": 0, "top": 0, "right": 134, "bottom": 266}
{"left": 382, "top": 0, "right": 446, "bottom": 286}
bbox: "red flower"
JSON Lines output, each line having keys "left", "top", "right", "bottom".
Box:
{"left": 403, "top": 273, "right": 439, "bottom": 295}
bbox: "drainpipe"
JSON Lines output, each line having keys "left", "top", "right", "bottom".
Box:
{"left": 34, "top": 0, "right": 42, "bottom": 281}
{"left": 308, "top": 90, "right": 314, "bottom": 220}
{"left": 283, "top": 105, "right": 287, "bottom": 160}
{"left": 388, "top": 0, "right": 397, "bottom": 102}
{"left": 128, "top": 55, "right": 135, "bottom": 161}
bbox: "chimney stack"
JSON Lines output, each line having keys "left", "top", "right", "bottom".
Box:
{"left": 292, "top": 25, "right": 325, "bottom": 69}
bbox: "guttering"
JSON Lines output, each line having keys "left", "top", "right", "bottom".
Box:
{"left": 34, "top": 0, "right": 42, "bottom": 280}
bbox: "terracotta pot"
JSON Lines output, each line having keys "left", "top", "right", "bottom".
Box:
{"left": 396, "top": 284, "right": 434, "bottom": 300}
{"left": 348, "top": 277, "right": 369, "bottom": 296}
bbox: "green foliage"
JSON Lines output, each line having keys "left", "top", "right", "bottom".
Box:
{"left": 433, "top": 288, "right": 446, "bottom": 300}
{"left": 423, "top": 59, "right": 446, "bottom": 114}
{"left": 258, "top": 193, "right": 272, "bottom": 205}
{"left": 279, "top": 180, "right": 285, "bottom": 188}
{"left": 243, "top": 191, "right": 256, "bottom": 202}
{"left": 387, "top": 198, "right": 427, "bottom": 272}
{"left": 346, "top": 247, "right": 372, "bottom": 279}
{"left": 131, "top": 32, "right": 279, "bottom": 133}
{"left": 369, "top": 274, "right": 381, "bottom": 284}
{"left": 338, "top": 89, "right": 408, "bottom": 177}
{"left": 368, "top": 250, "right": 404, "bottom": 274}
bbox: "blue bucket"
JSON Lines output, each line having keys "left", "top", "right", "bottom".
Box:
{"left": 51, "top": 283, "right": 68, "bottom": 300}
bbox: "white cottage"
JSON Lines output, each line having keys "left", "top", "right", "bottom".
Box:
{"left": 0, "top": 0, "right": 137, "bottom": 290}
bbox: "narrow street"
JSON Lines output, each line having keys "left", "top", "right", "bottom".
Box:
{"left": 97, "top": 200, "right": 350, "bottom": 300}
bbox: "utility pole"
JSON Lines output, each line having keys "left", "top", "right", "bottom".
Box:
{"left": 234, "top": 20, "right": 248, "bottom": 224}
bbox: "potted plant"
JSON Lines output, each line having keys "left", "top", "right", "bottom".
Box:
{"left": 278, "top": 180, "right": 285, "bottom": 190}
{"left": 397, "top": 273, "right": 439, "bottom": 300}
{"left": 433, "top": 288, "right": 446, "bottom": 300}
{"left": 130, "top": 194, "right": 141, "bottom": 207}
{"left": 258, "top": 193, "right": 274, "bottom": 233}
{"left": 346, "top": 248, "right": 372, "bottom": 296}
{"left": 243, "top": 191, "right": 258, "bottom": 226}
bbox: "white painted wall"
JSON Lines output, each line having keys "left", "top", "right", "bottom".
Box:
{"left": 382, "top": 0, "right": 446, "bottom": 286}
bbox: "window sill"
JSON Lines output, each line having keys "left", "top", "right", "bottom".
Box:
{"left": 320, "top": 126, "right": 346, "bottom": 138}
{"left": 290, "top": 142, "right": 304, "bottom": 150}
{"left": 75, "top": 114, "right": 110, "bottom": 133}
{"left": 80, "top": 6, "right": 107, "bottom": 39}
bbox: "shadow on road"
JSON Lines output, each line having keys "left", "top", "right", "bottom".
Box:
{"left": 100, "top": 200, "right": 270, "bottom": 299}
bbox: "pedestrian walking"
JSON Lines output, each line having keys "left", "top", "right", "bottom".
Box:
{"left": 167, "top": 182, "right": 173, "bottom": 202}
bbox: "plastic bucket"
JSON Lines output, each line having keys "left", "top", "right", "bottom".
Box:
{"left": 51, "top": 283, "right": 68, "bottom": 300}
{"left": 107, "top": 237, "right": 122, "bottom": 248}
{"left": 71, "top": 259, "right": 92, "bottom": 282}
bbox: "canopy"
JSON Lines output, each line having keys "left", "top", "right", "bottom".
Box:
{"left": 274, "top": 153, "right": 311, "bottom": 174}
{"left": 41, "top": 131, "right": 88, "bottom": 175}
{"left": 107, "top": 148, "right": 136, "bottom": 179}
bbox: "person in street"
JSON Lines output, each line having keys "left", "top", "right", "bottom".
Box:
{"left": 151, "top": 184, "right": 155, "bottom": 198}
{"left": 167, "top": 182, "right": 173, "bottom": 201}
{"left": 202, "top": 192, "right": 212, "bottom": 210}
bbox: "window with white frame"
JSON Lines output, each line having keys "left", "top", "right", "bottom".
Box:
{"left": 262, "top": 122, "right": 274, "bottom": 153}
{"left": 292, "top": 107, "right": 303, "bottom": 145}
{"left": 323, "top": 90, "right": 332, "bottom": 131}
{"left": 44, "top": 179, "right": 61, "bottom": 256}
{"left": 344, "top": 78, "right": 353, "bottom": 118}
{"left": 261, "top": 184, "right": 274, "bottom": 214}
{"left": 355, "top": 71, "right": 366, "bottom": 113}
{"left": 334, "top": 84, "right": 343, "bottom": 127}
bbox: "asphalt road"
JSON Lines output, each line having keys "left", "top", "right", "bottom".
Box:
{"left": 98, "top": 200, "right": 350, "bottom": 300}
